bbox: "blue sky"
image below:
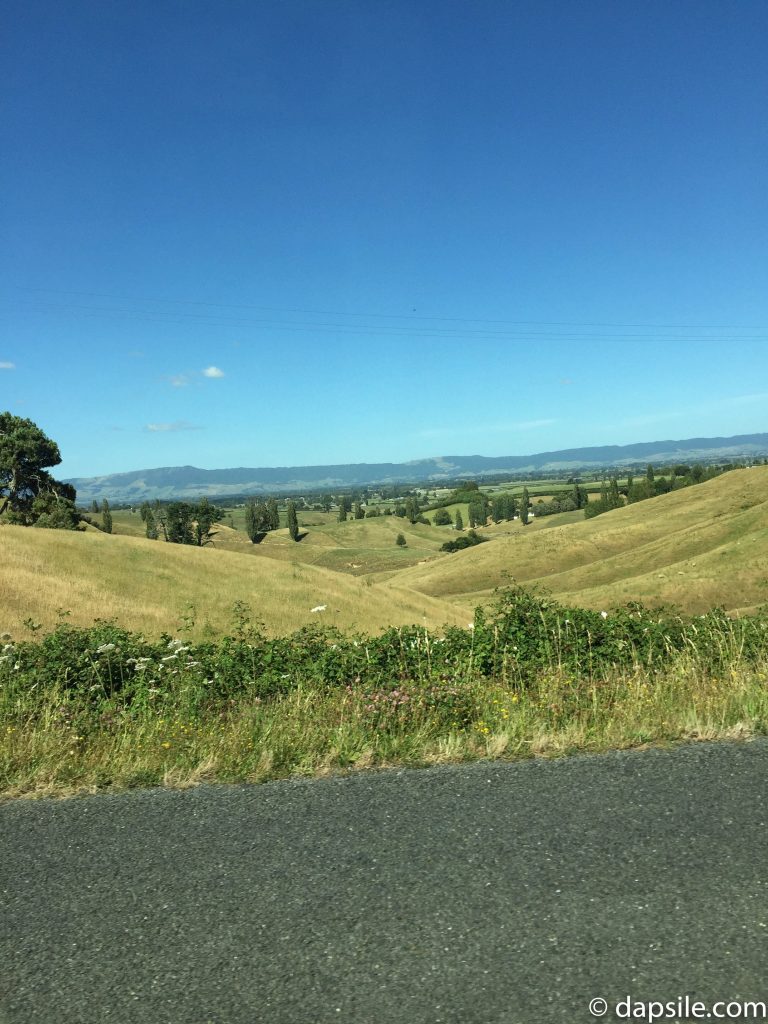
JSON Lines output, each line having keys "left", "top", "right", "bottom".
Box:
{"left": 2, "top": 0, "right": 767, "bottom": 478}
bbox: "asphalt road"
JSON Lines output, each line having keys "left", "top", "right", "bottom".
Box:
{"left": 2, "top": 741, "right": 768, "bottom": 1024}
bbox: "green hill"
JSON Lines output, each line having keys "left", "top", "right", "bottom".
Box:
{"left": 385, "top": 466, "right": 768, "bottom": 616}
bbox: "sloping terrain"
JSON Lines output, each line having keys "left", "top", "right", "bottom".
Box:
{"left": 0, "top": 525, "right": 468, "bottom": 639}
{"left": 3, "top": 467, "right": 767, "bottom": 639}
{"left": 386, "top": 467, "right": 768, "bottom": 615}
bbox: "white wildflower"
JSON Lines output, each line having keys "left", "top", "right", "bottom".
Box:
{"left": 600, "top": 611, "right": 608, "bottom": 619}
{"left": 96, "top": 643, "right": 116, "bottom": 654}
{"left": 311, "top": 605, "right": 327, "bottom": 613}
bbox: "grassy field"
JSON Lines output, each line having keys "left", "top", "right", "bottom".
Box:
{"left": 389, "top": 467, "right": 768, "bottom": 616}
{"left": 0, "top": 523, "right": 469, "bottom": 638}
{"left": 3, "top": 468, "right": 768, "bottom": 641}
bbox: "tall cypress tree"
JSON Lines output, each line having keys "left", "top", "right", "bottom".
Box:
{"left": 266, "top": 497, "right": 280, "bottom": 531}
{"left": 608, "top": 475, "right": 621, "bottom": 508}
{"left": 286, "top": 500, "right": 299, "bottom": 541}
{"left": 454, "top": 509, "right": 464, "bottom": 531}
{"left": 145, "top": 509, "right": 158, "bottom": 540}
{"left": 520, "top": 488, "right": 530, "bottom": 526}
{"left": 101, "top": 499, "right": 113, "bottom": 534}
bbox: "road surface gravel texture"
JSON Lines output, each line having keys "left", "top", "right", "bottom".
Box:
{"left": 1, "top": 741, "right": 767, "bottom": 1024}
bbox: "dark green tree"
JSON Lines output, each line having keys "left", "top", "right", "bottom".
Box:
{"left": 266, "top": 497, "right": 280, "bottom": 532}
{"left": 404, "top": 497, "right": 420, "bottom": 524}
{"left": 165, "top": 502, "right": 194, "bottom": 544}
{"left": 520, "top": 487, "right": 530, "bottom": 525}
{"left": 193, "top": 497, "right": 221, "bottom": 546}
{"left": 608, "top": 475, "right": 621, "bottom": 507}
{"left": 353, "top": 502, "right": 365, "bottom": 520}
{"left": 468, "top": 500, "right": 486, "bottom": 528}
{"left": 31, "top": 491, "right": 80, "bottom": 530}
{"left": 454, "top": 509, "right": 464, "bottom": 531}
{"left": 433, "top": 508, "right": 452, "bottom": 526}
{"left": 145, "top": 509, "right": 158, "bottom": 540}
{"left": 91, "top": 499, "right": 99, "bottom": 514}
{"left": 101, "top": 499, "right": 113, "bottom": 534}
{"left": 0, "top": 412, "right": 78, "bottom": 526}
{"left": 286, "top": 500, "right": 299, "bottom": 541}
{"left": 502, "top": 494, "right": 517, "bottom": 520}
{"left": 395, "top": 532, "right": 407, "bottom": 547}
{"left": 245, "top": 500, "right": 270, "bottom": 542}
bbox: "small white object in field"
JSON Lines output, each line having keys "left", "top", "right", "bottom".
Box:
{"left": 600, "top": 611, "right": 608, "bottom": 619}
{"left": 311, "top": 605, "right": 327, "bottom": 613}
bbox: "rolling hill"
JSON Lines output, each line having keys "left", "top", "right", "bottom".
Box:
{"left": 0, "top": 523, "right": 469, "bottom": 639}
{"left": 387, "top": 466, "right": 768, "bottom": 616}
{"left": 2, "top": 466, "right": 767, "bottom": 639}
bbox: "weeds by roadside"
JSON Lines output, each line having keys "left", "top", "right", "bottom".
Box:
{"left": 2, "top": 587, "right": 767, "bottom": 798}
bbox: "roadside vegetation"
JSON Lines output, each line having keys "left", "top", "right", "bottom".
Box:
{"left": 2, "top": 587, "right": 768, "bottom": 799}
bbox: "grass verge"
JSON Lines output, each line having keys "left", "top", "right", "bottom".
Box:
{"left": 2, "top": 587, "right": 767, "bottom": 799}
{"left": 3, "top": 661, "right": 766, "bottom": 800}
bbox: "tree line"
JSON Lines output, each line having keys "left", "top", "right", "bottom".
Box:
{"left": 583, "top": 463, "right": 727, "bottom": 520}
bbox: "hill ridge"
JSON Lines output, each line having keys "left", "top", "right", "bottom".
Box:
{"left": 67, "top": 431, "right": 768, "bottom": 501}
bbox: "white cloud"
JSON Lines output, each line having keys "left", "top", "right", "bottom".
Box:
{"left": 0, "top": 361, "right": 15, "bottom": 370}
{"left": 167, "top": 374, "right": 189, "bottom": 387}
{"left": 202, "top": 365, "right": 225, "bottom": 378}
{"left": 145, "top": 421, "right": 199, "bottom": 433}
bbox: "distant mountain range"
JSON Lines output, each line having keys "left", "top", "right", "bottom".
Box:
{"left": 67, "top": 432, "right": 768, "bottom": 503}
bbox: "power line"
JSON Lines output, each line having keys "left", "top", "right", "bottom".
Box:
{"left": 10, "top": 287, "right": 768, "bottom": 332}
{"left": 5, "top": 300, "right": 767, "bottom": 344}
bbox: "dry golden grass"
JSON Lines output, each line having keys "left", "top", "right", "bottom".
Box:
{"left": 0, "top": 523, "right": 467, "bottom": 638}
{"left": 387, "top": 467, "right": 768, "bottom": 615}
{"left": 3, "top": 467, "right": 767, "bottom": 641}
